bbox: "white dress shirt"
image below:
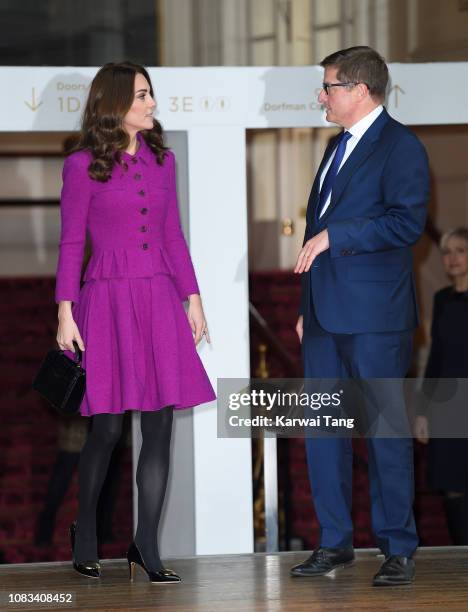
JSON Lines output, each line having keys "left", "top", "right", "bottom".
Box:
{"left": 318, "top": 104, "right": 383, "bottom": 218}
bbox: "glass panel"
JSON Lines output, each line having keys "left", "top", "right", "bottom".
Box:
{"left": 251, "top": 40, "right": 276, "bottom": 65}
{"left": 0, "top": 0, "right": 158, "bottom": 66}
{"left": 0, "top": 154, "right": 62, "bottom": 277}
{"left": 249, "top": 0, "right": 275, "bottom": 38}
{"left": 250, "top": 130, "right": 277, "bottom": 222}
{"left": 0, "top": 207, "right": 59, "bottom": 276}
{"left": 315, "top": 0, "right": 341, "bottom": 26}
{"left": 315, "top": 28, "right": 341, "bottom": 62}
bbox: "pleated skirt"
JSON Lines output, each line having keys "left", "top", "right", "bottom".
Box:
{"left": 64, "top": 275, "right": 216, "bottom": 416}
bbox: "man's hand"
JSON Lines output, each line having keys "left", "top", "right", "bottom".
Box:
{"left": 295, "top": 315, "right": 303, "bottom": 343}
{"left": 414, "top": 415, "right": 429, "bottom": 444}
{"left": 294, "top": 229, "right": 329, "bottom": 273}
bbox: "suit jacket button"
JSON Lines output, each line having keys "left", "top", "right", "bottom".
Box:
{"left": 142, "top": 243, "right": 148, "bottom": 250}
{"left": 140, "top": 225, "right": 147, "bottom": 232}
{"left": 138, "top": 189, "right": 145, "bottom": 196}
{"left": 131, "top": 157, "right": 138, "bottom": 165}
{"left": 134, "top": 173, "right": 142, "bottom": 180}
{"left": 140, "top": 207, "right": 148, "bottom": 215}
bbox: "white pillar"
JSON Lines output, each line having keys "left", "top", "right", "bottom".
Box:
{"left": 188, "top": 125, "right": 254, "bottom": 554}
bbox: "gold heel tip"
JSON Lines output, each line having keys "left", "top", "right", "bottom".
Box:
{"left": 126, "top": 542, "right": 181, "bottom": 584}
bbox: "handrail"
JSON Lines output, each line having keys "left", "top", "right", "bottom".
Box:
{"left": 249, "top": 302, "right": 301, "bottom": 376}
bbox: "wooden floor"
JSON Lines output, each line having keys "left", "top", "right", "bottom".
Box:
{"left": 1, "top": 547, "right": 468, "bottom": 611}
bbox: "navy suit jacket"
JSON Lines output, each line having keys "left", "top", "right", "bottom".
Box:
{"left": 300, "top": 107, "right": 430, "bottom": 334}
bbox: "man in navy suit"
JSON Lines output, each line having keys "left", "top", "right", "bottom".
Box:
{"left": 290, "top": 46, "right": 429, "bottom": 586}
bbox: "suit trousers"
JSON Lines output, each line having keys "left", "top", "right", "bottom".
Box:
{"left": 301, "top": 317, "right": 419, "bottom": 557}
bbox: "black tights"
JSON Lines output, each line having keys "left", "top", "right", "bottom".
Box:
{"left": 443, "top": 492, "right": 468, "bottom": 545}
{"left": 74, "top": 408, "right": 173, "bottom": 570}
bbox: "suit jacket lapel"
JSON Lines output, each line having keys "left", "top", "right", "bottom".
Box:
{"left": 317, "top": 107, "right": 390, "bottom": 224}
{"left": 307, "top": 135, "right": 340, "bottom": 227}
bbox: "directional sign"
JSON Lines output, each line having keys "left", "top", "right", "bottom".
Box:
{"left": 24, "top": 87, "right": 43, "bottom": 112}
{"left": 389, "top": 84, "right": 405, "bottom": 108}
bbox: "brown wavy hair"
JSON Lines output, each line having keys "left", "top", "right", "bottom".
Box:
{"left": 65, "top": 61, "right": 168, "bottom": 181}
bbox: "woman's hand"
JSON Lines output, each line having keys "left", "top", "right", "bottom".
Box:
{"left": 56, "top": 301, "right": 85, "bottom": 353}
{"left": 187, "top": 294, "right": 211, "bottom": 346}
{"left": 414, "top": 415, "right": 429, "bottom": 444}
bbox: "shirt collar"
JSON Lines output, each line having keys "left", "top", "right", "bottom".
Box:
{"left": 347, "top": 104, "right": 383, "bottom": 140}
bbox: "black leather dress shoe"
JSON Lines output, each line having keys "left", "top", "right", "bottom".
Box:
{"left": 290, "top": 547, "right": 355, "bottom": 577}
{"left": 372, "top": 555, "right": 415, "bottom": 586}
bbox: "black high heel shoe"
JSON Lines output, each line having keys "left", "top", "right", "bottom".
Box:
{"left": 126, "top": 542, "right": 181, "bottom": 584}
{"left": 69, "top": 522, "right": 101, "bottom": 579}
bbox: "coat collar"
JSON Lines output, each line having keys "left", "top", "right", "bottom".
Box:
{"left": 347, "top": 104, "right": 384, "bottom": 141}
{"left": 314, "top": 107, "right": 390, "bottom": 225}
{"left": 136, "top": 131, "right": 156, "bottom": 166}
{"left": 121, "top": 131, "right": 154, "bottom": 166}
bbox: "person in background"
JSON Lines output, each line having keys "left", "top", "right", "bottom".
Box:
{"left": 34, "top": 414, "right": 128, "bottom": 550}
{"left": 414, "top": 227, "right": 468, "bottom": 545}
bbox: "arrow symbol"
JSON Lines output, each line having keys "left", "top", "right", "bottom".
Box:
{"left": 24, "top": 87, "right": 43, "bottom": 111}
{"left": 389, "top": 84, "right": 405, "bottom": 108}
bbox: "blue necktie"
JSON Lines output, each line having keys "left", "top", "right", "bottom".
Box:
{"left": 317, "top": 130, "right": 352, "bottom": 219}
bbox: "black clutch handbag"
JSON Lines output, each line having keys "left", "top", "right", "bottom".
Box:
{"left": 32, "top": 340, "right": 86, "bottom": 416}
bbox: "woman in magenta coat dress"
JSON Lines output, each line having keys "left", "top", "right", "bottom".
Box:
{"left": 55, "top": 62, "right": 215, "bottom": 583}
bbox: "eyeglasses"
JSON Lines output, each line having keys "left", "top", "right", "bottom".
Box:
{"left": 321, "top": 81, "right": 361, "bottom": 95}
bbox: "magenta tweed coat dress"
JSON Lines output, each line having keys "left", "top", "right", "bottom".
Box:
{"left": 55, "top": 133, "right": 216, "bottom": 416}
